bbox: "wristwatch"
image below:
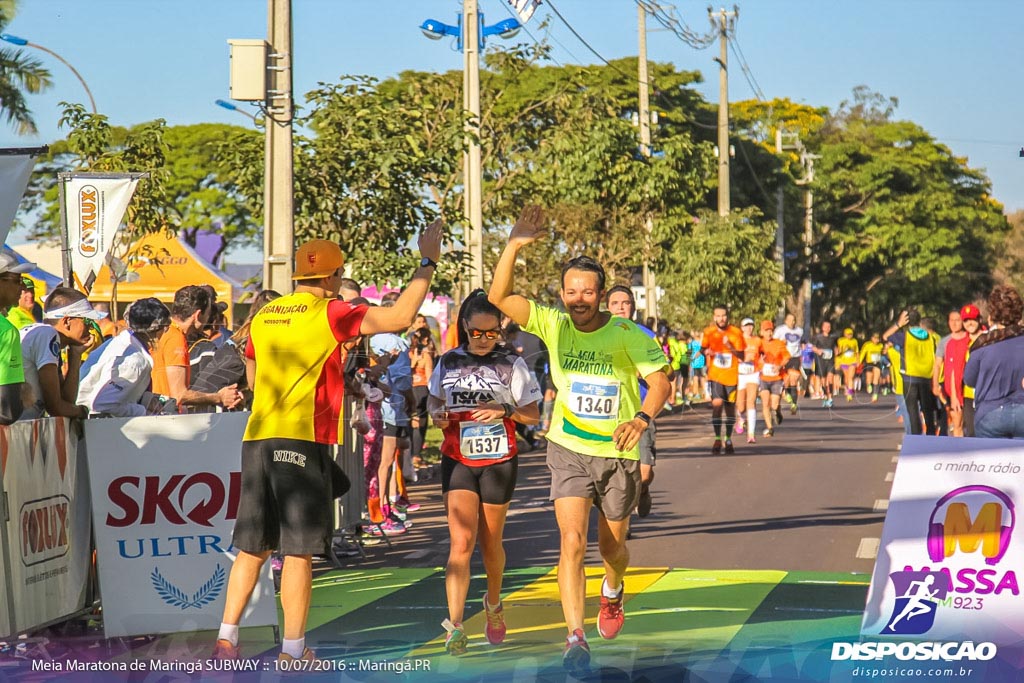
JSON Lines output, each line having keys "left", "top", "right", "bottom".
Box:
{"left": 420, "top": 256, "right": 438, "bottom": 269}
{"left": 501, "top": 402, "right": 515, "bottom": 418}
{"left": 634, "top": 411, "right": 652, "bottom": 426}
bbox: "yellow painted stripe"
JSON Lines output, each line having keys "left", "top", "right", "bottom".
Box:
{"left": 407, "top": 566, "right": 669, "bottom": 659}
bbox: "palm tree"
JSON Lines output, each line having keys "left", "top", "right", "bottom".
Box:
{"left": 0, "top": 0, "right": 53, "bottom": 135}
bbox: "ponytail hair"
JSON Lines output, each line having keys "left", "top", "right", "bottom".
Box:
{"left": 456, "top": 289, "right": 503, "bottom": 347}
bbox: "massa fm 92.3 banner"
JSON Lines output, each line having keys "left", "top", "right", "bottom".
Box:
{"left": 863, "top": 436, "right": 1024, "bottom": 646}
{"left": 84, "top": 413, "right": 276, "bottom": 639}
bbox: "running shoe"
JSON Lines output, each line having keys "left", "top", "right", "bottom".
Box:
{"left": 824, "top": 398, "right": 834, "bottom": 408}
{"left": 775, "top": 408, "right": 784, "bottom": 424}
{"left": 882, "top": 387, "right": 890, "bottom": 396}
{"left": 277, "top": 647, "right": 320, "bottom": 669}
{"left": 563, "top": 629, "right": 591, "bottom": 676}
{"left": 483, "top": 598, "right": 507, "bottom": 645}
{"left": 637, "top": 485, "right": 652, "bottom": 518}
{"left": 867, "top": 384, "right": 874, "bottom": 394}
{"left": 396, "top": 498, "right": 421, "bottom": 513}
{"left": 790, "top": 402, "right": 798, "bottom": 415}
{"left": 747, "top": 435, "right": 756, "bottom": 444}
{"left": 598, "top": 582, "right": 625, "bottom": 639}
{"left": 443, "top": 619, "right": 468, "bottom": 655}
{"left": 211, "top": 639, "right": 240, "bottom": 661}
{"left": 871, "top": 393, "right": 879, "bottom": 403}
{"left": 364, "top": 519, "right": 407, "bottom": 537}
{"left": 763, "top": 427, "right": 774, "bottom": 437}
{"left": 711, "top": 439, "right": 722, "bottom": 455}
{"left": 724, "top": 440, "right": 735, "bottom": 454}
{"left": 846, "top": 392, "right": 854, "bottom": 402}
{"left": 734, "top": 419, "right": 744, "bottom": 435}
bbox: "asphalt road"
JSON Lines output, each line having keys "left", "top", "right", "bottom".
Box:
{"left": 341, "top": 392, "right": 904, "bottom": 575}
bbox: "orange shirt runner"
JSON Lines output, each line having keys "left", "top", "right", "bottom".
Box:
{"left": 759, "top": 339, "right": 791, "bottom": 382}
{"left": 702, "top": 325, "right": 746, "bottom": 386}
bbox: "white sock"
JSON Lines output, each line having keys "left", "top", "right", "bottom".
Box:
{"left": 217, "top": 623, "right": 239, "bottom": 647}
{"left": 282, "top": 637, "right": 305, "bottom": 659}
{"left": 602, "top": 579, "right": 623, "bottom": 599}
{"left": 747, "top": 408, "right": 757, "bottom": 433}
{"left": 487, "top": 597, "right": 501, "bottom": 611}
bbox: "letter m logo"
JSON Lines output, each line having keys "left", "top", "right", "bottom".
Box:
{"left": 943, "top": 502, "right": 1003, "bottom": 560}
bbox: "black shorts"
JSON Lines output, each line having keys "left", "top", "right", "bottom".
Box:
{"left": 441, "top": 456, "right": 518, "bottom": 505}
{"left": 863, "top": 364, "right": 881, "bottom": 373}
{"left": 233, "top": 438, "right": 335, "bottom": 556}
{"left": 815, "top": 358, "right": 835, "bottom": 377}
{"left": 784, "top": 357, "right": 802, "bottom": 372}
{"left": 708, "top": 381, "right": 737, "bottom": 403}
{"left": 692, "top": 365, "right": 706, "bottom": 378}
{"left": 382, "top": 424, "right": 411, "bottom": 438}
{"left": 675, "top": 365, "right": 690, "bottom": 384}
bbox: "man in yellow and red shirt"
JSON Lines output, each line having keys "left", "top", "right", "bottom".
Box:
{"left": 701, "top": 304, "right": 746, "bottom": 454}
{"left": 215, "top": 221, "right": 444, "bottom": 665}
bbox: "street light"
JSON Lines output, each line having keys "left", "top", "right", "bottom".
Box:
{"left": 420, "top": 3, "right": 521, "bottom": 294}
{"left": 215, "top": 99, "right": 260, "bottom": 124}
{"left": 0, "top": 32, "right": 97, "bottom": 114}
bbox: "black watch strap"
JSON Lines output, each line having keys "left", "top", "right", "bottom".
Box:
{"left": 420, "top": 256, "right": 438, "bottom": 269}
{"left": 634, "top": 411, "right": 652, "bottom": 425}
{"left": 502, "top": 402, "right": 515, "bottom": 418}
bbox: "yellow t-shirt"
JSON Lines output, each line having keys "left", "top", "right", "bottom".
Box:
{"left": 837, "top": 337, "right": 860, "bottom": 364}
{"left": 525, "top": 302, "right": 667, "bottom": 460}
{"left": 243, "top": 292, "right": 367, "bottom": 444}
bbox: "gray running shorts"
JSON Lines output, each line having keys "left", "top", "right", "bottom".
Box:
{"left": 546, "top": 440, "right": 640, "bottom": 521}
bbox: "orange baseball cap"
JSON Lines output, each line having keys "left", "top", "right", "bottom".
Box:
{"left": 760, "top": 320, "right": 774, "bottom": 332}
{"left": 293, "top": 240, "right": 344, "bottom": 280}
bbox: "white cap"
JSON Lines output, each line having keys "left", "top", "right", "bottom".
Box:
{"left": 43, "top": 298, "right": 108, "bottom": 321}
{"left": 741, "top": 317, "right": 755, "bottom": 327}
{"left": 0, "top": 252, "right": 35, "bottom": 275}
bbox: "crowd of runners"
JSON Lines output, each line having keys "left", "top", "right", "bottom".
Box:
{"left": 4, "top": 204, "right": 1023, "bottom": 675}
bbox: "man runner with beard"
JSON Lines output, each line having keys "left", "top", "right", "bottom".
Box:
{"left": 489, "top": 206, "right": 671, "bottom": 676}
{"left": 701, "top": 305, "right": 746, "bottom": 454}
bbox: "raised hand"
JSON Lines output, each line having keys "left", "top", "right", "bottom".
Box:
{"left": 419, "top": 218, "right": 444, "bottom": 262}
{"left": 509, "top": 205, "right": 546, "bottom": 245}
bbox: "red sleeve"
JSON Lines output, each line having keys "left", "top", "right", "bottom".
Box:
{"left": 245, "top": 336, "right": 256, "bottom": 361}
{"left": 327, "top": 300, "right": 369, "bottom": 341}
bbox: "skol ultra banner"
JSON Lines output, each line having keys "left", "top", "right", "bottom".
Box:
{"left": 0, "top": 418, "right": 91, "bottom": 638}
{"left": 0, "top": 149, "right": 43, "bottom": 247}
{"left": 83, "top": 413, "right": 276, "bottom": 639}
{"left": 862, "top": 435, "right": 1024, "bottom": 645}
{"left": 62, "top": 174, "right": 139, "bottom": 291}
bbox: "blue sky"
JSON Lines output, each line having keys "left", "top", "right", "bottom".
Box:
{"left": 3, "top": 0, "right": 1022, "bottom": 262}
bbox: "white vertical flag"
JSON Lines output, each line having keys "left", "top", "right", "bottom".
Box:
{"left": 63, "top": 174, "right": 139, "bottom": 291}
{"left": 507, "top": 0, "right": 541, "bottom": 23}
{"left": 0, "top": 149, "right": 44, "bottom": 247}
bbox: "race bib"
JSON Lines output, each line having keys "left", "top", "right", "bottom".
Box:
{"left": 868, "top": 353, "right": 881, "bottom": 363}
{"left": 568, "top": 377, "right": 620, "bottom": 420}
{"left": 843, "top": 349, "right": 856, "bottom": 359}
{"left": 763, "top": 363, "right": 779, "bottom": 376}
{"left": 738, "top": 362, "right": 756, "bottom": 375}
{"left": 459, "top": 421, "right": 510, "bottom": 460}
{"left": 713, "top": 353, "right": 733, "bottom": 369}
{"left": 821, "top": 350, "right": 833, "bottom": 360}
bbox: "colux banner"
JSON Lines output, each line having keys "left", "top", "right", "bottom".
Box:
{"left": 862, "top": 435, "right": 1024, "bottom": 646}
{"left": 61, "top": 173, "right": 139, "bottom": 291}
{"left": 83, "top": 413, "right": 276, "bottom": 639}
{"left": 1, "top": 418, "right": 91, "bottom": 638}
{"left": 0, "top": 148, "right": 44, "bottom": 246}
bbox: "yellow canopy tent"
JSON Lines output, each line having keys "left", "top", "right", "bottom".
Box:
{"left": 89, "top": 232, "right": 245, "bottom": 322}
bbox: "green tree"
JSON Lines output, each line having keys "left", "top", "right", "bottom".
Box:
{"left": 0, "top": 1, "right": 52, "bottom": 135}
{"left": 809, "top": 89, "right": 1009, "bottom": 328}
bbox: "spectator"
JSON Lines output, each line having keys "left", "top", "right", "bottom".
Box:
{"left": 884, "top": 308, "right": 938, "bottom": 435}
{"left": 6, "top": 276, "right": 38, "bottom": 329}
{"left": 959, "top": 304, "right": 984, "bottom": 436}
{"left": 191, "top": 290, "right": 282, "bottom": 407}
{"left": 934, "top": 309, "right": 971, "bottom": 437}
{"left": 408, "top": 325, "right": 436, "bottom": 466}
{"left": 20, "top": 287, "right": 107, "bottom": 420}
{"left": 339, "top": 278, "right": 362, "bottom": 302}
{"left": 78, "top": 298, "right": 174, "bottom": 417}
{"left": 151, "top": 285, "right": 242, "bottom": 411}
{"left": 0, "top": 253, "right": 33, "bottom": 424}
{"left": 963, "top": 285, "right": 1024, "bottom": 439}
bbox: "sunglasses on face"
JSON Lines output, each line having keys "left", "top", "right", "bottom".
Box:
{"left": 467, "top": 327, "right": 502, "bottom": 340}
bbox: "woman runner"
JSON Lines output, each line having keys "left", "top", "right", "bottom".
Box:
{"left": 428, "top": 290, "right": 542, "bottom": 654}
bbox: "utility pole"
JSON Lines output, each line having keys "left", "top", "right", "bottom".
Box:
{"left": 710, "top": 6, "right": 737, "bottom": 217}
{"left": 463, "top": 0, "right": 484, "bottom": 294}
{"left": 264, "top": 0, "right": 294, "bottom": 293}
{"left": 637, "top": 5, "right": 658, "bottom": 321}
{"left": 774, "top": 127, "right": 785, "bottom": 285}
{"left": 800, "top": 151, "right": 819, "bottom": 331}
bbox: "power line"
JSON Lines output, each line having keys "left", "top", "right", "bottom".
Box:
{"left": 497, "top": 2, "right": 566, "bottom": 68}
{"left": 728, "top": 35, "right": 765, "bottom": 101}
{"left": 543, "top": 0, "right": 638, "bottom": 83}
{"left": 634, "top": 0, "right": 716, "bottom": 49}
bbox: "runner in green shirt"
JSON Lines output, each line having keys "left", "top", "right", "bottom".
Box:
{"left": 488, "top": 206, "right": 671, "bottom": 676}
{"left": 0, "top": 254, "right": 33, "bottom": 423}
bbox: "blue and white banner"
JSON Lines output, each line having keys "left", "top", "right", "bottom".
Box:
{"left": 83, "top": 413, "right": 276, "bottom": 639}
{"left": 862, "top": 435, "right": 1024, "bottom": 646}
